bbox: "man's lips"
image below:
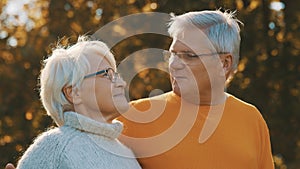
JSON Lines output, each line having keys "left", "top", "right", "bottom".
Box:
{"left": 172, "top": 76, "right": 187, "bottom": 80}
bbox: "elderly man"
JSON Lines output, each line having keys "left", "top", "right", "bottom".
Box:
{"left": 117, "top": 9, "right": 274, "bottom": 169}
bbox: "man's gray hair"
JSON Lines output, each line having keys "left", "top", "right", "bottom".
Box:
{"left": 168, "top": 9, "right": 242, "bottom": 75}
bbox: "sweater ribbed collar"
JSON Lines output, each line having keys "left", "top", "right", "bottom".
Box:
{"left": 63, "top": 111, "right": 123, "bottom": 139}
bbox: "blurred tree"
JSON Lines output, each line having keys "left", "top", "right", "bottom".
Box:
{"left": 0, "top": 0, "right": 299, "bottom": 168}
{"left": 0, "top": 0, "right": 54, "bottom": 165}
{"left": 227, "top": 0, "right": 300, "bottom": 166}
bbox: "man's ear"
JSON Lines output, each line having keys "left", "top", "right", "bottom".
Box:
{"left": 62, "top": 86, "right": 82, "bottom": 105}
{"left": 220, "top": 54, "right": 233, "bottom": 76}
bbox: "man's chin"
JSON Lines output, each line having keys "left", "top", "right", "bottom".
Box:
{"left": 172, "top": 80, "right": 181, "bottom": 96}
{"left": 172, "top": 85, "right": 181, "bottom": 96}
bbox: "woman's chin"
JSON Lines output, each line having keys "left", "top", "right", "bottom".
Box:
{"left": 112, "top": 95, "right": 129, "bottom": 113}
{"left": 116, "top": 102, "right": 129, "bottom": 114}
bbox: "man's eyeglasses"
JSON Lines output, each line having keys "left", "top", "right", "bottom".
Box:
{"left": 163, "top": 50, "right": 229, "bottom": 65}
{"left": 84, "top": 68, "right": 121, "bottom": 83}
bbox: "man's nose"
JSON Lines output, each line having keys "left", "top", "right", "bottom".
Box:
{"left": 169, "top": 56, "right": 186, "bottom": 70}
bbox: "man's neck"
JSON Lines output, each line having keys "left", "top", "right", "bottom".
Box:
{"left": 173, "top": 90, "right": 227, "bottom": 106}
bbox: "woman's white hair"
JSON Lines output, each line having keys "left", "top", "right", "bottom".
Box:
{"left": 39, "top": 36, "right": 116, "bottom": 126}
{"left": 168, "top": 9, "right": 242, "bottom": 78}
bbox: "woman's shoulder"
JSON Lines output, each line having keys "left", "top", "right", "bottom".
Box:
{"left": 31, "top": 126, "right": 73, "bottom": 143}
{"left": 17, "top": 126, "right": 85, "bottom": 168}
{"left": 17, "top": 127, "right": 71, "bottom": 168}
{"left": 20, "top": 126, "right": 80, "bottom": 157}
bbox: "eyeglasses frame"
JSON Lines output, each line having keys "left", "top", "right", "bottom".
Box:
{"left": 83, "top": 67, "right": 120, "bottom": 83}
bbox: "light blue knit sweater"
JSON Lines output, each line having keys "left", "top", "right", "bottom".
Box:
{"left": 17, "top": 111, "right": 141, "bottom": 169}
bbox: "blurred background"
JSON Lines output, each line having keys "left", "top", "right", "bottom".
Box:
{"left": 0, "top": 0, "right": 299, "bottom": 168}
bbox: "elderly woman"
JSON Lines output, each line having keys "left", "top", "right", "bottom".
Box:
{"left": 16, "top": 37, "right": 141, "bottom": 169}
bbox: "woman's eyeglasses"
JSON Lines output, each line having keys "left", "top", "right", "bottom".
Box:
{"left": 83, "top": 68, "right": 121, "bottom": 83}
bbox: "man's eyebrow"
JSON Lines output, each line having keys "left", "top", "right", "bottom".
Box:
{"left": 170, "top": 49, "right": 194, "bottom": 53}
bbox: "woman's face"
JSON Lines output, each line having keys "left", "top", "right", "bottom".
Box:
{"left": 79, "top": 52, "right": 129, "bottom": 121}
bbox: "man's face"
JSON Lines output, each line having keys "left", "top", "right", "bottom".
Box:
{"left": 168, "top": 27, "right": 226, "bottom": 104}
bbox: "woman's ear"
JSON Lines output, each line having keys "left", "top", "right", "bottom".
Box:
{"left": 62, "top": 86, "right": 82, "bottom": 105}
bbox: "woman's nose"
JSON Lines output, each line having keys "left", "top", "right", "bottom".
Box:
{"left": 114, "top": 77, "right": 126, "bottom": 88}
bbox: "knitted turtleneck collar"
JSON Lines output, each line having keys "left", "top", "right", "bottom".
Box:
{"left": 63, "top": 111, "right": 123, "bottom": 139}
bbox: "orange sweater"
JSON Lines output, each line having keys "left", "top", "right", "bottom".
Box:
{"left": 118, "top": 92, "right": 274, "bottom": 169}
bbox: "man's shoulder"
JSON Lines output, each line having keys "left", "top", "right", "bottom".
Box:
{"left": 227, "top": 93, "right": 258, "bottom": 111}
{"left": 226, "top": 93, "right": 268, "bottom": 121}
